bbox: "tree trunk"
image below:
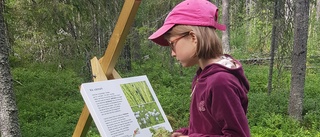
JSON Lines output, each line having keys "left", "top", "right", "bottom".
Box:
{"left": 244, "top": 0, "right": 251, "bottom": 50}
{"left": 268, "top": 0, "right": 285, "bottom": 94}
{"left": 245, "top": 0, "right": 251, "bottom": 34}
{"left": 124, "top": 41, "right": 132, "bottom": 71}
{"left": 208, "top": 0, "right": 218, "bottom": 6}
{"left": 132, "top": 21, "right": 141, "bottom": 62}
{"left": 0, "top": 0, "right": 22, "bottom": 136}
{"left": 222, "top": 0, "right": 230, "bottom": 53}
{"left": 204, "top": 0, "right": 220, "bottom": 8}
{"left": 317, "top": 0, "right": 320, "bottom": 21}
{"left": 288, "top": 0, "right": 309, "bottom": 121}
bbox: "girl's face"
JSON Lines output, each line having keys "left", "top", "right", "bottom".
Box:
{"left": 168, "top": 32, "right": 198, "bottom": 67}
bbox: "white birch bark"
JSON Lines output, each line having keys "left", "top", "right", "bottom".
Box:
{"left": 317, "top": 0, "right": 320, "bottom": 21}
{"left": 222, "top": 0, "right": 230, "bottom": 53}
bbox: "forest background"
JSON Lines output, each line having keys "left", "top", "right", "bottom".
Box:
{"left": 1, "top": 0, "right": 320, "bottom": 136}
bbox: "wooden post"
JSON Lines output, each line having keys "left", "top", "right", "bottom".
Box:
{"left": 100, "top": 0, "right": 141, "bottom": 79}
{"left": 72, "top": 0, "right": 141, "bottom": 136}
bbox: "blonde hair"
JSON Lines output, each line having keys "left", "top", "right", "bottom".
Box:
{"left": 165, "top": 25, "right": 223, "bottom": 59}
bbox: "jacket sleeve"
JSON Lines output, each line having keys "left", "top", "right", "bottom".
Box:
{"left": 174, "top": 127, "right": 189, "bottom": 135}
{"left": 188, "top": 133, "right": 224, "bottom": 137}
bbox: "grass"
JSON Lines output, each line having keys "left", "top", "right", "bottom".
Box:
{"left": 12, "top": 63, "right": 85, "bottom": 137}
{"left": 11, "top": 59, "right": 320, "bottom": 136}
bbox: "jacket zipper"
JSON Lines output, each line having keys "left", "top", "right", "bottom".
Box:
{"left": 190, "top": 78, "right": 198, "bottom": 97}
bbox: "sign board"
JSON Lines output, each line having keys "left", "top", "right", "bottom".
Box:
{"left": 80, "top": 75, "right": 173, "bottom": 137}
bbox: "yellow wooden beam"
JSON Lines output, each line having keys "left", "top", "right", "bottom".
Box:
{"left": 72, "top": 57, "right": 107, "bottom": 137}
{"left": 100, "top": 0, "right": 141, "bottom": 78}
{"left": 72, "top": 105, "right": 92, "bottom": 137}
{"left": 73, "top": 57, "right": 124, "bottom": 136}
{"left": 73, "top": 0, "right": 141, "bottom": 136}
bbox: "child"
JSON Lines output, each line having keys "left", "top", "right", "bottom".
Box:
{"left": 148, "top": 0, "right": 250, "bottom": 137}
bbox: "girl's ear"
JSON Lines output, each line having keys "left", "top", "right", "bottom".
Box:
{"left": 189, "top": 31, "right": 198, "bottom": 58}
{"left": 189, "top": 31, "right": 197, "bottom": 45}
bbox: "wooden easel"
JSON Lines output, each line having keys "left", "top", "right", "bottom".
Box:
{"left": 72, "top": 0, "right": 141, "bottom": 136}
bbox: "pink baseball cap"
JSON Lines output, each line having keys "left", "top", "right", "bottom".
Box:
{"left": 148, "top": 0, "right": 226, "bottom": 46}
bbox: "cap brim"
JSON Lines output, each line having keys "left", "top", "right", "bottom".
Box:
{"left": 148, "top": 24, "right": 175, "bottom": 46}
{"left": 215, "top": 23, "right": 226, "bottom": 31}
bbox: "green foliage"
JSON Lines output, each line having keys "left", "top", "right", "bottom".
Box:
{"left": 302, "top": 72, "right": 320, "bottom": 132}
{"left": 13, "top": 63, "right": 85, "bottom": 137}
{"left": 245, "top": 64, "right": 320, "bottom": 137}
{"left": 242, "top": 64, "right": 269, "bottom": 93}
{"left": 230, "top": 25, "right": 248, "bottom": 55}
{"left": 149, "top": 127, "right": 171, "bottom": 137}
{"left": 308, "top": 6, "right": 320, "bottom": 58}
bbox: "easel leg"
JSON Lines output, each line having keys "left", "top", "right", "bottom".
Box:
{"left": 72, "top": 105, "right": 92, "bottom": 137}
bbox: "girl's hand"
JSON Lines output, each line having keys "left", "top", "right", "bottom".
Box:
{"left": 171, "top": 132, "right": 189, "bottom": 137}
{"left": 171, "top": 132, "right": 182, "bottom": 137}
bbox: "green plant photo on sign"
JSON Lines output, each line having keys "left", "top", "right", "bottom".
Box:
{"left": 121, "top": 81, "right": 165, "bottom": 129}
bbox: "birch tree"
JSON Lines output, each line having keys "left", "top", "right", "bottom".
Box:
{"left": 288, "top": 0, "right": 310, "bottom": 121}
{"left": 317, "top": 0, "right": 320, "bottom": 21}
{"left": 222, "top": 0, "right": 230, "bottom": 53}
{"left": 245, "top": 0, "right": 251, "bottom": 37}
{"left": 0, "top": 0, "right": 21, "bottom": 136}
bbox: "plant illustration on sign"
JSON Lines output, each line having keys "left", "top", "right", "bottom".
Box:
{"left": 120, "top": 81, "right": 165, "bottom": 129}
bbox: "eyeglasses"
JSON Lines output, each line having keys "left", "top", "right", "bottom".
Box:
{"left": 168, "top": 32, "right": 190, "bottom": 52}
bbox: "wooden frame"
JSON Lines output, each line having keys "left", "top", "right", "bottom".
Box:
{"left": 72, "top": 0, "right": 142, "bottom": 136}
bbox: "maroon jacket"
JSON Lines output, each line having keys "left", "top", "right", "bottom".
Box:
{"left": 176, "top": 55, "right": 250, "bottom": 137}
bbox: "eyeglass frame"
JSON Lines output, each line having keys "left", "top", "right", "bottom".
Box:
{"left": 168, "top": 32, "right": 190, "bottom": 52}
